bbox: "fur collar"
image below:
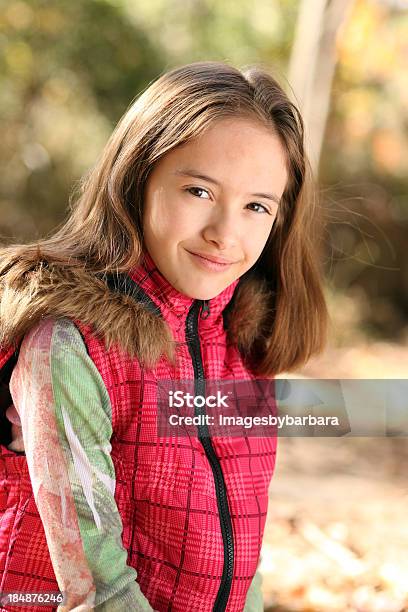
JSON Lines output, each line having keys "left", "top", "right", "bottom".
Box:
{"left": 0, "top": 259, "right": 270, "bottom": 369}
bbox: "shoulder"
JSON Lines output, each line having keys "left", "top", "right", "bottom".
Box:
{"left": 15, "top": 318, "right": 91, "bottom": 390}
{"left": 15, "top": 317, "right": 112, "bottom": 413}
{"left": 20, "top": 317, "right": 86, "bottom": 358}
{"left": 14, "top": 317, "right": 104, "bottom": 392}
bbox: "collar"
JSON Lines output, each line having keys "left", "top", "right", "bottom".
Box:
{"left": 128, "top": 250, "right": 239, "bottom": 329}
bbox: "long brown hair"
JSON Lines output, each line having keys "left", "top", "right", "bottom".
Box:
{"left": 0, "top": 60, "right": 328, "bottom": 375}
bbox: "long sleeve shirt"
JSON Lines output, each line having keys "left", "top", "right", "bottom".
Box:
{"left": 8, "top": 317, "right": 264, "bottom": 611}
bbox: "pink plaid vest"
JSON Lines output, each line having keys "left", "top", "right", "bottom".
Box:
{"left": 0, "top": 252, "right": 277, "bottom": 611}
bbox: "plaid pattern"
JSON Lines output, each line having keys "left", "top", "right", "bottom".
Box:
{"left": 1, "top": 318, "right": 155, "bottom": 612}
{"left": 0, "top": 251, "right": 277, "bottom": 611}
{"left": 0, "top": 342, "right": 61, "bottom": 611}
{"left": 0, "top": 455, "right": 58, "bottom": 612}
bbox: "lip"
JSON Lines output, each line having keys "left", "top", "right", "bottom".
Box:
{"left": 186, "top": 250, "right": 237, "bottom": 272}
{"left": 187, "top": 251, "right": 236, "bottom": 265}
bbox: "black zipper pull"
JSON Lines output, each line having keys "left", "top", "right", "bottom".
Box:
{"left": 200, "top": 300, "right": 210, "bottom": 319}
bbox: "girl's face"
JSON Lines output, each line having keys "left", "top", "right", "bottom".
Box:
{"left": 142, "top": 117, "right": 288, "bottom": 300}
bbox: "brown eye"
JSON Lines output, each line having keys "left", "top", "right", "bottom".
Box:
{"left": 186, "top": 187, "right": 210, "bottom": 199}
{"left": 247, "top": 202, "right": 271, "bottom": 214}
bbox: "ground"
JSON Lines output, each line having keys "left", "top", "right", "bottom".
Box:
{"left": 261, "top": 342, "right": 408, "bottom": 612}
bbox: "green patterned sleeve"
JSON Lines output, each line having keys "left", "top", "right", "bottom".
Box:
{"left": 9, "top": 317, "right": 155, "bottom": 612}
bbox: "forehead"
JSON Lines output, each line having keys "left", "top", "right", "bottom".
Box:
{"left": 155, "top": 117, "right": 288, "bottom": 193}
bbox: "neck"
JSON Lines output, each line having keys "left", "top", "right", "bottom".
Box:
{"left": 128, "top": 249, "right": 239, "bottom": 326}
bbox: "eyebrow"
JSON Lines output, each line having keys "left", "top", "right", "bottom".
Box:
{"left": 173, "top": 168, "right": 281, "bottom": 205}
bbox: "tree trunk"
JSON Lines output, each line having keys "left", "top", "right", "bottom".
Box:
{"left": 288, "top": 0, "right": 355, "bottom": 175}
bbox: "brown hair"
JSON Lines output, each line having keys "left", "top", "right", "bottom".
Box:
{"left": 0, "top": 60, "right": 328, "bottom": 375}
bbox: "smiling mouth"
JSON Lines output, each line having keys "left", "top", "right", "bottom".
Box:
{"left": 186, "top": 250, "right": 236, "bottom": 265}
{"left": 186, "top": 250, "right": 238, "bottom": 272}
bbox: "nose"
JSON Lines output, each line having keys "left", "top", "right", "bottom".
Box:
{"left": 202, "top": 209, "right": 238, "bottom": 250}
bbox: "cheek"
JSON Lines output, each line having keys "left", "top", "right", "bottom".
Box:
{"left": 144, "top": 200, "right": 201, "bottom": 249}
{"left": 144, "top": 198, "right": 175, "bottom": 240}
{"left": 243, "top": 222, "right": 274, "bottom": 260}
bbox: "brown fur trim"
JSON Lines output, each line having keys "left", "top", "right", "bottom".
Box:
{"left": 0, "top": 258, "right": 271, "bottom": 370}
{"left": 0, "top": 261, "right": 175, "bottom": 368}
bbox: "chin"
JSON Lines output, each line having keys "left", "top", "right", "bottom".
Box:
{"left": 180, "top": 283, "right": 223, "bottom": 301}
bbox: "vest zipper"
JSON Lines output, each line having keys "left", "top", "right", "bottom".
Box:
{"left": 200, "top": 299, "right": 210, "bottom": 319}
{"left": 186, "top": 300, "right": 234, "bottom": 612}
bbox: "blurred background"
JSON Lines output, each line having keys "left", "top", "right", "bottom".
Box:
{"left": 1, "top": 0, "right": 407, "bottom": 609}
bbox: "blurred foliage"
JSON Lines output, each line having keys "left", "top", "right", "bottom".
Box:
{"left": 321, "top": 0, "right": 408, "bottom": 342}
{"left": 0, "top": 0, "right": 407, "bottom": 342}
{"left": 0, "top": 0, "right": 163, "bottom": 238}
{"left": 118, "top": 0, "right": 297, "bottom": 67}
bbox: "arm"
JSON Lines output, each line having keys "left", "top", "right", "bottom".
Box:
{"left": 243, "top": 567, "right": 264, "bottom": 612}
{"left": 9, "top": 317, "right": 155, "bottom": 612}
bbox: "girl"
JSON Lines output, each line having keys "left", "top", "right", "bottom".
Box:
{"left": 0, "top": 61, "right": 328, "bottom": 611}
